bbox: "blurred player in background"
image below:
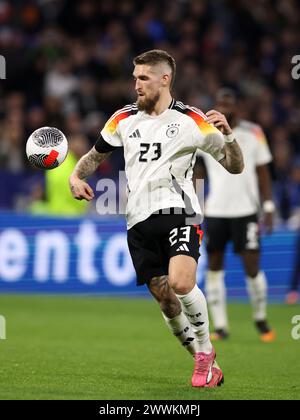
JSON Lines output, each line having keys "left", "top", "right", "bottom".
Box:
{"left": 286, "top": 229, "right": 300, "bottom": 305}
{"left": 194, "top": 88, "right": 276, "bottom": 342}
{"left": 69, "top": 50, "right": 244, "bottom": 387}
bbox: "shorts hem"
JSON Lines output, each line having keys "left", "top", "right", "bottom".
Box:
{"left": 169, "top": 251, "right": 200, "bottom": 263}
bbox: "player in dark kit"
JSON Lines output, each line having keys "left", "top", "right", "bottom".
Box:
{"left": 69, "top": 50, "right": 244, "bottom": 387}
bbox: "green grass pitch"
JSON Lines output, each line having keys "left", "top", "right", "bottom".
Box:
{"left": 0, "top": 295, "right": 299, "bottom": 400}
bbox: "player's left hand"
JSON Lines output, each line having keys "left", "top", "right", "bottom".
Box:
{"left": 263, "top": 212, "right": 274, "bottom": 234}
{"left": 206, "top": 110, "right": 232, "bottom": 135}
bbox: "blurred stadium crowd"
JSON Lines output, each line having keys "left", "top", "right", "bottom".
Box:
{"left": 0, "top": 0, "right": 300, "bottom": 224}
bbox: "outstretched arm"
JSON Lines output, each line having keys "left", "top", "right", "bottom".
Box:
{"left": 69, "top": 146, "right": 111, "bottom": 201}
{"left": 206, "top": 110, "right": 244, "bottom": 174}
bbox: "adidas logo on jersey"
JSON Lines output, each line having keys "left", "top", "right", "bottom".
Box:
{"left": 176, "top": 244, "right": 189, "bottom": 252}
{"left": 129, "top": 129, "right": 141, "bottom": 138}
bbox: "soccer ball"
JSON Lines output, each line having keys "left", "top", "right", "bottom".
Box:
{"left": 26, "top": 127, "right": 68, "bottom": 170}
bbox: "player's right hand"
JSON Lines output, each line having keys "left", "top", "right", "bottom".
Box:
{"left": 206, "top": 109, "right": 232, "bottom": 135}
{"left": 69, "top": 175, "right": 94, "bottom": 201}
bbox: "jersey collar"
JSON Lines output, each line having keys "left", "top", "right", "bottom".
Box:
{"left": 168, "top": 98, "right": 175, "bottom": 109}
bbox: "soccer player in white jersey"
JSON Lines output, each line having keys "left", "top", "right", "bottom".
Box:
{"left": 69, "top": 50, "right": 244, "bottom": 387}
{"left": 195, "top": 88, "right": 276, "bottom": 343}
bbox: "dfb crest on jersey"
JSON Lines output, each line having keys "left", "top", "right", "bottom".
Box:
{"left": 166, "top": 124, "right": 180, "bottom": 138}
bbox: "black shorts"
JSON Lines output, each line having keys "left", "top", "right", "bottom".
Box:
{"left": 205, "top": 214, "right": 260, "bottom": 254}
{"left": 127, "top": 208, "right": 203, "bottom": 285}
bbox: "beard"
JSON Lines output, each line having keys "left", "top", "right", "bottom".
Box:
{"left": 137, "top": 92, "right": 160, "bottom": 113}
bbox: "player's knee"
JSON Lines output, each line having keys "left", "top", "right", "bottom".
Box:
{"left": 208, "top": 253, "right": 224, "bottom": 271}
{"left": 169, "top": 271, "right": 195, "bottom": 295}
{"left": 242, "top": 251, "right": 260, "bottom": 278}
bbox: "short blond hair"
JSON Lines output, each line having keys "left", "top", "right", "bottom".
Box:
{"left": 133, "top": 49, "right": 176, "bottom": 88}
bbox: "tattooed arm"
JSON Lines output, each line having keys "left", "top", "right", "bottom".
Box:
{"left": 69, "top": 146, "right": 111, "bottom": 201}
{"left": 206, "top": 109, "right": 244, "bottom": 174}
{"left": 219, "top": 140, "right": 244, "bottom": 174}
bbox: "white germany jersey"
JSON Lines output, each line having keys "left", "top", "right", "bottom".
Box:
{"left": 201, "top": 120, "right": 272, "bottom": 218}
{"left": 100, "top": 100, "right": 225, "bottom": 229}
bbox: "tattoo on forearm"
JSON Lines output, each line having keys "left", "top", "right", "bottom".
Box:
{"left": 223, "top": 140, "right": 244, "bottom": 174}
{"left": 74, "top": 148, "right": 111, "bottom": 179}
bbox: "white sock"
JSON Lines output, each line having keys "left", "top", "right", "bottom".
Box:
{"left": 246, "top": 271, "right": 267, "bottom": 321}
{"left": 205, "top": 270, "right": 229, "bottom": 331}
{"left": 176, "top": 285, "right": 212, "bottom": 354}
{"left": 162, "top": 311, "right": 197, "bottom": 356}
